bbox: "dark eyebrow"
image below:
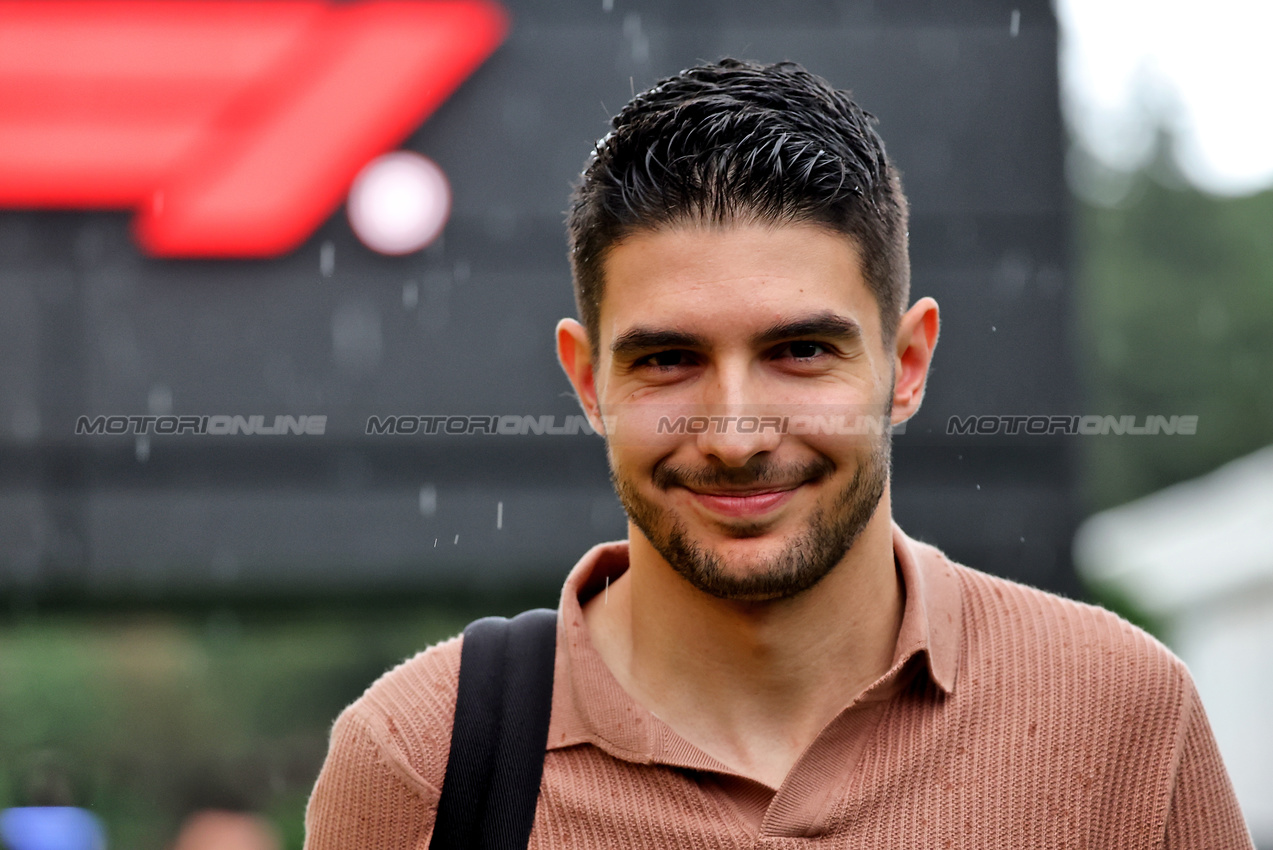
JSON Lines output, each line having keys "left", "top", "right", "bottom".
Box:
{"left": 610, "top": 328, "right": 708, "bottom": 359}
{"left": 751, "top": 312, "right": 862, "bottom": 347}
{"left": 610, "top": 312, "right": 862, "bottom": 359}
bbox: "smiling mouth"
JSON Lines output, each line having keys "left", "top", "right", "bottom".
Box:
{"left": 683, "top": 481, "right": 807, "bottom": 518}
{"left": 689, "top": 484, "right": 800, "bottom": 497}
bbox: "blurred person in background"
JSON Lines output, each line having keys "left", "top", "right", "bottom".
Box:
{"left": 167, "top": 781, "right": 280, "bottom": 850}
{"left": 304, "top": 59, "right": 1253, "bottom": 848}
{"left": 169, "top": 811, "right": 279, "bottom": 850}
{"left": 0, "top": 753, "right": 106, "bottom": 850}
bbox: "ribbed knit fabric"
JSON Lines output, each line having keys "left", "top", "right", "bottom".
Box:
{"left": 304, "top": 523, "right": 1254, "bottom": 849}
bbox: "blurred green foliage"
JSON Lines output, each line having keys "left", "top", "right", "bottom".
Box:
{"left": 0, "top": 602, "right": 498, "bottom": 849}
{"left": 1075, "top": 174, "right": 1273, "bottom": 513}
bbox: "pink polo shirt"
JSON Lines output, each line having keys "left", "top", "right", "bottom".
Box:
{"left": 305, "top": 522, "right": 1253, "bottom": 848}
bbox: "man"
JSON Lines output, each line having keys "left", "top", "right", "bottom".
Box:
{"left": 305, "top": 59, "right": 1252, "bottom": 848}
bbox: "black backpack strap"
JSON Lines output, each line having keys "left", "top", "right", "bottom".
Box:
{"left": 429, "top": 607, "right": 558, "bottom": 850}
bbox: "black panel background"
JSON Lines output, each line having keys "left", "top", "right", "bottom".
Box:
{"left": 0, "top": 0, "right": 1079, "bottom": 600}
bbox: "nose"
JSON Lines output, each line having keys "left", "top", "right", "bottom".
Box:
{"left": 694, "top": 361, "right": 783, "bottom": 467}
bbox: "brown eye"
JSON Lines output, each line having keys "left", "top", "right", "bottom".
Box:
{"left": 785, "top": 341, "right": 827, "bottom": 360}
{"left": 640, "top": 350, "right": 690, "bottom": 368}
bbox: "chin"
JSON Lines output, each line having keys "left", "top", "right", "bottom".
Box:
{"left": 702, "top": 528, "right": 795, "bottom": 559}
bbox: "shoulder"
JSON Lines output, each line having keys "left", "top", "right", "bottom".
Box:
{"left": 954, "top": 555, "right": 1180, "bottom": 662}
{"left": 921, "top": 550, "right": 1242, "bottom": 834}
{"left": 939, "top": 549, "right": 1192, "bottom": 717}
{"left": 305, "top": 635, "right": 463, "bottom": 848}
{"left": 336, "top": 632, "right": 465, "bottom": 797}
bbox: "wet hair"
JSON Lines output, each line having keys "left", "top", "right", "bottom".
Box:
{"left": 566, "top": 58, "right": 910, "bottom": 356}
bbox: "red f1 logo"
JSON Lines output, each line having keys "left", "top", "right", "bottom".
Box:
{"left": 0, "top": 0, "right": 507, "bottom": 257}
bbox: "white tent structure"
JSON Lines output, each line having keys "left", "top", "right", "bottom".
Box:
{"left": 1075, "top": 445, "right": 1273, "bottom": 845}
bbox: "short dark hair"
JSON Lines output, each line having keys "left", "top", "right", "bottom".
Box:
{"left": 566, "top": 58, "right": 910, "bottom": 356}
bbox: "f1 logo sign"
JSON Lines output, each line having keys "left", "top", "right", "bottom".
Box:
{"left": 0, "top": 0, "right": 507, "bottom": 257}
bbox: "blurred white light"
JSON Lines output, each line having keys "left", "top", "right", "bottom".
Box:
{"left": 1057, "top": 0, "right": 1273, "bottom": 196}
{"left": 347, "top": 152, "right": 450, "bottom": 255}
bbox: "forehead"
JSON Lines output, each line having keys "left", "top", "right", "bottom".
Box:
{"left": 597, "top": 222, "right": 879, "bottom": 352}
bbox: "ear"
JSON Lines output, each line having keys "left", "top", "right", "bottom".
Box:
{"left": 891, "top": 297, "right": 940, "bottom": 424}
{"left": 556, "top": 318, "right": 605, "bottom": 434}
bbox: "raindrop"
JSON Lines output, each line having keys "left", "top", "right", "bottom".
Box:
{"left": 623, "top": 12, "right": 648, "bottom": 63}
{"left": 135, "top": 435, "right": 150, "bottom": 463}
{"left": 454, "top": 534, "right": 459, "bottom": 544}
{"left": 403, "top": 280, "right": 419, "bottom": 309}
{"left": 994, "top": 250, "right": 1033, "bottom": 297}
{"left": 975, "top": 484, "right": 981, "bottom": 490}
{"left": 991, "top": 325, "right": 997, "bottom": 332}
{"left": 496, "top": 501, "right": 503, "bottom": 529}
{"left": 320, "top": 240, "right": 335, "bottom": 277}
{"left": 148, "top": 384, "right": 173, "bottom": 415}
{"left": 1010, "top": 9, "right": 1020, "bottom": 37}
{"left": 331, "top": 299, "right": 383, "bottom": 373}
{"left": 602, "top": 0, "right": 612, "bottom": 10}
{"left": 419, "top": 484, "right": 437, "bottom": 517}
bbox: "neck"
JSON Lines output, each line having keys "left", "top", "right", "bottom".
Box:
{"left": 582, "top": 495, "right": 904, "bottom": 788}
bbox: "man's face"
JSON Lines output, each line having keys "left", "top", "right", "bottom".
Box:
{"left": 588, "top": 222, "right": 899, "bottom": 602}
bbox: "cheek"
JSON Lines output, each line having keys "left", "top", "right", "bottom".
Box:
{"left": 602, "top": 396, "right": 698, "bottom": 459}
{"left": 765, "top": 367, "right": 885, "bottom": 416}
{"left": 780, "top": 396, "right": 893, "bottom": 450}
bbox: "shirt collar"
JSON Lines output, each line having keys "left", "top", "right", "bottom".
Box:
{"left": 546, "top": 521, "right": 963, "bottom": 756}
{"left": 889, "top": 521, "right": 962, "bottom": 693}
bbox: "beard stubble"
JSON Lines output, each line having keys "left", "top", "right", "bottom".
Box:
{"left": 609, "top": 425, "right": 892, "bottom": 602}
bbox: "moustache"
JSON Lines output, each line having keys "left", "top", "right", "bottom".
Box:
{"left": 651, "top": 455, "right": 837, "bottom": 492}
